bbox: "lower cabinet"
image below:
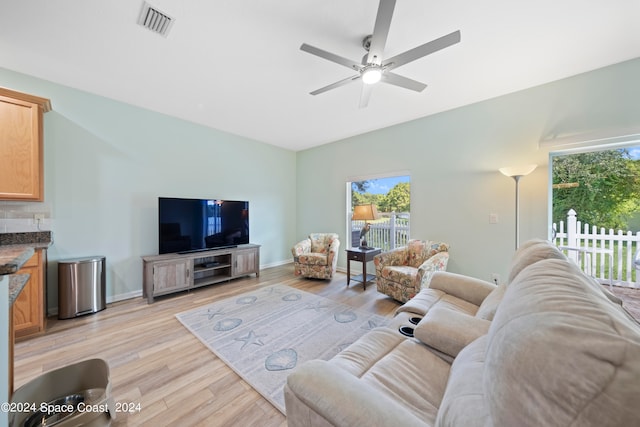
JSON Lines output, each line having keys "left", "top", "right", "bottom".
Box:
{"left": 234, "top": 248, "right": 260, "bottom": 277}
{"left": 151, "top": 259, "right": 191, "bottom": 296}
{"left": 13, "top": 249, "right": 45, "bottom": 340}
{"left": 142, "top": 244, "right": 260, "bottom": 303}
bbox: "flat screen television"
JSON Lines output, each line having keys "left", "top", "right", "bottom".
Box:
{"left": 158, "top": 197, "right": 249, "bottom": 254}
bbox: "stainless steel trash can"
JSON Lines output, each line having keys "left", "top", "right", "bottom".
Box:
{"left": 58, "top": 256, "right": 106, "bottom": 319}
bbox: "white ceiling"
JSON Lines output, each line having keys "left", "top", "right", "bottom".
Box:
{"left": 1, "top": 1, "right": 639, "bottom": 151}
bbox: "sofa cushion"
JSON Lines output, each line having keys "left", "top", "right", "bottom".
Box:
{"left": 309, "top": 233, "right": 338, "bottom": 253}
{"left": 436, "top": 294, "right": 479, "bottom": 316}
{"left": 330, "top": 326, "right": 407, "bottom": 376}
{"left": 285, "top": 359, "right": 425, "bottom": 427}
{"left": 428, "top": 271, "right": 496, "bottom": 307}
{"left": 395, "top": 288, "right": 446, "bottom": 316}
{"left": 297, "top": 253, "right": 329, "bottom": 265}
{"left": 331, "top": 327, "right": 451, "bottom": 424}
{"left": 381, "top": 265, "right": 418, "bottom": 286}
{"left": 407, "top": 241, "right": 449, "bottom": 268}
{"left": 435, "top": 335, "right": 490, "bottom": 427}
{"left": 414, "top": 307, "right": 490, "bottom": 358}
{"left": 407, "top": 239, "right": 428, "bottom": 267}
{"left": 394, "top": 284, "right": 482, "bottom": 321}
{"left": 485, "top": 258, "right": 640, "bottom": 426}
{"left": 475, "top": 284, "right": 506, "bottom": 320}
{"left": 506, "top": 238, "right": 566, "bottom": 283}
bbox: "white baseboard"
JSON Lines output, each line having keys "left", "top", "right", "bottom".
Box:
{"left": 48, "top": 289, "right": 143, "bottom": 316}
{"left": 48, "top": 260, "right": 301, "bottom": 315}
{"left": 261, "top": 259, "right": 293, "bottom": 269}
{"left": 109, "top": 290, "right": 142, "bottom": 303}
{"left": 109, "top": 261, "right": 292, "bottom": 304}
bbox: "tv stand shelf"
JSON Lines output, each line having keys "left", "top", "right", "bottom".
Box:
{"left": 142, "top": 244, "right": 260, "bottom": 303}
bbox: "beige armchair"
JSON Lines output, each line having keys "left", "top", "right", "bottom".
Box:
{"left": 292, "top": 233, "right": 340, "bottom": 279}
{"left": 374, "top": 239, "right": 449, "bottom": 303}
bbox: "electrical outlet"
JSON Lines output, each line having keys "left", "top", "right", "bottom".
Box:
{"left": 489, "top": 213, "right": 498, "bottom": 224}
{"left": 34, "top": 214, "right": 45, "bottom": 221}
{"left": 491, "top": 273, "right": 500, "bottom": 284}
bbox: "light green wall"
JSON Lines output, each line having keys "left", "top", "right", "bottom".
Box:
{"left": 0, "top": 68, "right": 297, "bottom": 311}
{"left": 297, "top": 58, "right": 640, "bottom": 282}
{"left": 1, "top": 57, "right": 638, "bottom": 309}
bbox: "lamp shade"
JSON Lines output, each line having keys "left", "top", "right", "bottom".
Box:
{"left": 499, "top": 164, "right": 537, "bottom": 177}
{"left": 352, "top": 204, "right": 379, "bottom": 221}
{"left": 499, "top": 164, "right": 537, "bottom": 250}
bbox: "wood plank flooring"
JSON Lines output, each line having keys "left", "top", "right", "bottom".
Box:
{"left": 13, "top": 265, "right": 401, "bottom": 427}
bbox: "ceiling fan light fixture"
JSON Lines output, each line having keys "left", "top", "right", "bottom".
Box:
{"left": 300, "top": 1, "right": 461, "bottom": 105}
{"left": 361, "top": 66, "right": 382, "bottom": 84}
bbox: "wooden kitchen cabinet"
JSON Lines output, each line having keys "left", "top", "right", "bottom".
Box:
{"left": 0, "top": 87, "right": 51, "bottom": 201}
{"left": 13, "top": 250, "right": 46, "bottom": 339}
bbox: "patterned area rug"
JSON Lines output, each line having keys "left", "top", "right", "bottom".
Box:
{"left": 175, "top": 284, "right": 390, "bottom": 413}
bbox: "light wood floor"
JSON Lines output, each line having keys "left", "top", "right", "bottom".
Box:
{"left": 13, "top": 265, "right": 401, "bottom": 426}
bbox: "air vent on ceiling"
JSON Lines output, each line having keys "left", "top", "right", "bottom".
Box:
{"left": 137, "top": 2, "right": 174, "bottom": 37}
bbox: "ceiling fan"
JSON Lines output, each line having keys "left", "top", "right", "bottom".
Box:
{"left": 300, "top": 0, "right": 461, "bottom": 108}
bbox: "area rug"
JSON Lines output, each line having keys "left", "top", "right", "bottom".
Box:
{"left": 175, "top": 284, "right": 390, "bottom": 414}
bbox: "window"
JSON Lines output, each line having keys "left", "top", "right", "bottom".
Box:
{"left": 550, "top": 145, "right": 640, "bottom": 285}
{"left": 347, "top": 174, "right": 411, "bottom": 250}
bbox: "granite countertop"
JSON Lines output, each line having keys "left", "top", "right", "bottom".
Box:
{"left": 0, "top": 241, "right": 51, "bottom": 250}
{"left": 0, "top": 232, "right": 52, "bottom": 307}
{"left": 8, "top": 273, "right": 30, "bottom": 305}
{"left": 0, "top": 231, "right": 52, "bottom": 248}
{"left": 0, "top": 232, "right": 52, "bottom": 274}
{"left": 0, "top": 246, "right": 35, "bottom": 275}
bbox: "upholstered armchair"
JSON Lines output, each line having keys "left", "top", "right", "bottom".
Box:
{"left": 374, "top": 239, "right": 449, "bottom": 303}
{"left": 292, "top": 233, "right": 340, "bottom": 279}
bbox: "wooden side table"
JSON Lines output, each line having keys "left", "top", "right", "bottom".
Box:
{"left": 346, "top": 247, "right": 382, "bottom": 290}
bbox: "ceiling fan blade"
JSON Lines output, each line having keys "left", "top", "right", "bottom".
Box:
{"left": 367, "top": 0, "right": 396, "bottom": 64}
{"left": 310, "top": 74, "right": 361, "bottom": 96}
{"left": 384, "top": 30, "right": 461, "bottom": 71}
{"left": 300, "top": 43, "right": 362, "bottom": 71}
{"left": 381, "top": 72, "right": 427, "bottom": 92}
{"left": 359, "top": 84, "right": 373, "bottom": 108}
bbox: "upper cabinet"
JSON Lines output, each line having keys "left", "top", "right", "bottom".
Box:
{"left": 0, "top": 87, "right": 51, "bottom": 201}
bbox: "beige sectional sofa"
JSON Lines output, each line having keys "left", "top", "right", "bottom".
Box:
{"left": 284, "top": 239, "right": 640, "bottom": 426}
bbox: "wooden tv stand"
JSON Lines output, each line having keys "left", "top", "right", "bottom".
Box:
{"left": 142, "top": 244, "right": 260, "bottom": 303}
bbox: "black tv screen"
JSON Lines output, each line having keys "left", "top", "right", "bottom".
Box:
{"left": 158, "top": 197, "right": 249, "bottom": 254}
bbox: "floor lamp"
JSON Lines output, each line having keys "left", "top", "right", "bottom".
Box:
{"left": 499, "top": 164, "right": 537, "bottom": 250}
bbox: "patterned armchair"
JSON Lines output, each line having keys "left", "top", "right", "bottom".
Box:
{"left": 292, "top": 233, "right": 341, "bottom": 279}
{"left": 374, "top": 239, "right": 449, "bottom": 303}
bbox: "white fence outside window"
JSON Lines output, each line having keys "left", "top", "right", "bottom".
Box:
{"left": 351, "top": 212, "right": 410, "bottom": 251}
{"left": 553, "top": 209, "right": 640, "bottom": 287}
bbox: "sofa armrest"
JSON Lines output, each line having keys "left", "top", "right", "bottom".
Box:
{"left": 292, "top": 239, "right": 311, "bottom": 258}
{"left": 328, "top": 238, "right": 340, "bottom": 252}
{"left": 416, "top": 252, "right": 450, "bottom": 290}
{"left": 327, "top": 238, "right": 340, "bottom": 263}
{"left": 285, "top": 360, "right": 424, "bottom": 427}
{"left": 414, "top": 307, "right": 490, "bottom": 358}
{"left": 428, "top": 271, "right": 496, "bottom": 306}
